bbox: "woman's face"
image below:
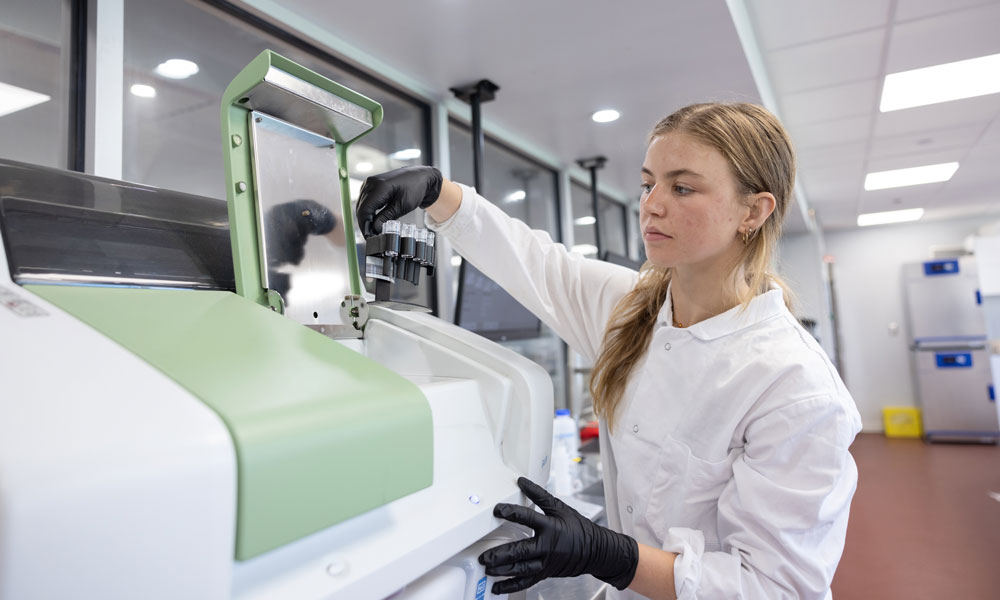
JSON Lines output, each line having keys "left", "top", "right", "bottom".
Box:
{"left": 639, "top": 132, "right": 750, "bottom": 272}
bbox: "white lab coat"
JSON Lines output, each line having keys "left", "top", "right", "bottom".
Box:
{"left": 428, "top": 184, "right": 862, "bottom": 600}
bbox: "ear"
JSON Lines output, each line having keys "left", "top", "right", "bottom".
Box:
{"left": 741, "top": 192, "right": 776, "bottom": 232}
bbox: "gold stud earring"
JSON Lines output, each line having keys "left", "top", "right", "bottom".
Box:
{"left": 741, "top": 230, "right": 748, "bottom": 245}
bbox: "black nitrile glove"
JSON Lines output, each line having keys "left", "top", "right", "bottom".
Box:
{"left": 479, "top": 477, "right": 639, "bottom": 595}
{"left": 355, "top": 166, "right": 442, "bottom": 237}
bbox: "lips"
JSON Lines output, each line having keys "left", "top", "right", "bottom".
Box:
{"left": 643, "top": 226, "right": 671, "bottom": 241}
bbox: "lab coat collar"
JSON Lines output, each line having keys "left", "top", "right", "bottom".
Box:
{"left": 660, "top": 282, "right": 787, "bottom": 341}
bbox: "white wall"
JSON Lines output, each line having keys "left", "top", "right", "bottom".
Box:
{"left": 778, "top": 230, "right": 835, "bottom": 360}
{"left": 824, "top": 216, "right": 988, "bottom": 431}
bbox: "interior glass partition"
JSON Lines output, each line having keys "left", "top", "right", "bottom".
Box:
{"left": 121, "top": 0, "right": 434, "bottom": 309}
{"left": 0, "top": 0, "right": 74, "bottom": 169}
{"left": 598, "top": 194, "right": 628, "bottom": 258}
{"left": 448, "top": 119, "right": 567, "bottom": 410}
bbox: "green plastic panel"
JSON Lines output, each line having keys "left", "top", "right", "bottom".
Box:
{"left": 220, "top": 50, "right": 383, "bottom": 304}
{"left": 28, "top": 285, "right": 432, "bottom": 560}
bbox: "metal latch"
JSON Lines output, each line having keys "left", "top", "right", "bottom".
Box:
{"left": 340, "top": 295, "right": 369, "bottom": 331}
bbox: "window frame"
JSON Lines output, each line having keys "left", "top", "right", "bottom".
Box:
{"left": 447, "top": 117, "right": 563, "bottom": 243}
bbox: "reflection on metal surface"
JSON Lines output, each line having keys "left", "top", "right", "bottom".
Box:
{"left": 249, "top": 111, "right": 350, "bottom": 329}
{"left": 0, "top": 161, "right": 234, "bottom": 290}
{"left": 239, "top": 66, "right": 373, "bottom": 142}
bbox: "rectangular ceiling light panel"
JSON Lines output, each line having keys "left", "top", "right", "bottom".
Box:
{"left": 857, "top": 208, "right": 925, "bottom": 227}
{"left": 880, "top": 53, "right": 1000, "bottom": 112}
{"left": 0, "top": 81, "right": 51, "bottom": 118}
{"left": 864, "top": 162, "right": 959, "bottom": 190}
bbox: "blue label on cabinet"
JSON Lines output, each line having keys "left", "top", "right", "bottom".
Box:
{"left": 923, "top": 259, "right": 959, "bottom": 276}
{"left": 935, "top": 352, "right": 972, "bottom": 368}
{"left": 476, "top": 576, "right": 487, "bottom": 599}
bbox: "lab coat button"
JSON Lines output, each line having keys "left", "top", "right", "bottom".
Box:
{"left": 626, "top": 505, "right": 634, "bottom": 514}
{"left": 633, "top": 425, "right": 639, "bottom": 433}
{"left": 664, "top": 342, "right": 672, "bottom": 351}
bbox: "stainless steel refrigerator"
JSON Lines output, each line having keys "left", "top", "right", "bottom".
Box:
{"left": 903, "top": 256, "right": 998, "bottom": 442}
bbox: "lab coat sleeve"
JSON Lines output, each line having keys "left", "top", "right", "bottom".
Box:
{"left": 427, "top": 183, "right": 638, "bottom": 361}
{"left": 664, "top": 395, "right": 859, "bottom": 600}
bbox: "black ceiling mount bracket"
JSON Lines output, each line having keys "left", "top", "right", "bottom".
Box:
{"left": 576, "top": 156, "right": 608, "bottom": 259}
{"left": 450, "top": 79, "right": 500, "bottom": 105}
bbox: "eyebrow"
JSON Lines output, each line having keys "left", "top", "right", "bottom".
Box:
{"left": 641, "top": 167, "right": 706, "bottom": 180}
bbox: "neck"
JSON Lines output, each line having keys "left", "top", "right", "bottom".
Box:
{"left": 670, "top": 256, "right": 748, "bottom": 327}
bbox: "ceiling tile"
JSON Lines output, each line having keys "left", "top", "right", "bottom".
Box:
{"left": 748, "top": 0, "right": 891, "bottom": 51}
{"left": 766, "top": 29, "right": 886, "bottom": 95}
{"left": 790, "top": 115, "right": 871, "bottom": 149}
{"left": 801, "top": 161, "right": 866, "bottom": 203}
{"left": 780, "top": 79, "right": 879, "bottom": 126}
{"left": 859, "top": 185, "right": 943, "bottom": 214}
{"left": 895, "top": 0, "right": 999, "bottom": 22}
{"left": 942, "top": 143, "right": 1000, "bottom": 190}
{"left": 869, "top": 123, "right": 985, "bottom": 158}
{"left": 885, "top": 2, "right": 1000, "bottom": 72}
{"left": 814, "top": 203, "right": 859, "bottom": 230}
{"left": 974, "top": 113, "right": 1000, "bottom": 146}
{"left": 923, "top": 202, "right": 1000, "bottom": 223}
{"left": 873, "top": 94, "right": 1000, "bottom": 138}
{"left": 865, "top": 147, "right": 966, "bottom": 172}
{"left": 797, "top": 141, "right": 869, "bottom": 169}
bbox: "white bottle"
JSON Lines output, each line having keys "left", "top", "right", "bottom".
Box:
{"left": 553, "top": 408, "right": 579, "bottom": 459}
{"left": 550, "top": 409, "right": 579, "bottom": 496}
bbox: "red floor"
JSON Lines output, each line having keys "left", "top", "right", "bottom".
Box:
{"left": 831, "top": 433, "right": 1000, "bottom": 599}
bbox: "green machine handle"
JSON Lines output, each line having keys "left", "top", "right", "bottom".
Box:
{"left": 220, "top": 50, "right": 383, "bottom": 306}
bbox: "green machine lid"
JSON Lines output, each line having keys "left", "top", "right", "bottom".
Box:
{"left": 220, "top": 49, "right": 383, "bottom": 320}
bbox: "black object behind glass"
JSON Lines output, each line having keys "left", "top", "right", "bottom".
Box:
{"left": 602, "top": 251, "right": 642, "bottom": 271}
{"left": 455, "top": 261, "right": 540, "bottom": 341}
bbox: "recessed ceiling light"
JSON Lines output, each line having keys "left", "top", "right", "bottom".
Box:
{"left": 880, "top": 53, "right": 1000, "bottom": 112}
{"left": 574, "top": 216, "right": 596, "bottom": 225}
{"left": 571, "top": 243, "right": 598, "bottom": 255}
{"left": 0, "top": 81, "right": 51, "bottom": 117}
{"left": 355, "top": 161, "right": 374, "bottom": 173}
{"left": 130, "top": 84, "right": 156, "bottom": 98}
{"left": 592, "top": 109, "right": 620, "bottom": 123}
{"left": 154, "top": 59, "right": 199, "bottom": 80}
{"left": 505, "top": 190, "right": 526, "bottom": 202}
{"left": 389, "top": 148, "right": 421, "bottom": 160}
{"left": 857, "top": 208, "right": 925, "bottom": 227}
{"left": 864, "top": 162, "right": 958, "bottom": 190}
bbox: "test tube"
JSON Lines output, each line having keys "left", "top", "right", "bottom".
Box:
{"left": 382, "top": 220, "right": 402, "bottom": 256}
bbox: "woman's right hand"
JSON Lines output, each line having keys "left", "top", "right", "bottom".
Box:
{"left": 355, "top": 166, "right": 443, "bottom": 237}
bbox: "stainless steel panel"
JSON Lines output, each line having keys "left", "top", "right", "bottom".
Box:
{"left": 903, "top": 256, "right": 987, "bottom": 341}
{"left": 0, "top": 160, "right": 234, "bottom": 290}
{"left": 249, "top": 111, "right": 351, "bottom": 328}
{"left": 239, "top": 66, "right": 373, "bottom": 142}
{"left": 913, "top": 347, "right": 999, "bottom": 434}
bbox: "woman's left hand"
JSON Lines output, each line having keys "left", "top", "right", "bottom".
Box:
{"left": 479, "top": 477, "right": 639, "bottom": 594}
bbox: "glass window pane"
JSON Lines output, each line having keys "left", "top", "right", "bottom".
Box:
{"left": 448, "top": 122, "right": 558, "bottom": 233}
{"left": 122, "top": 0, "right": 433, "bottom": 309}
{"left": 570, "top": 181, "right": 597, "bottom": 255}
{"left": 0, "top": 0, "right": 71, "bottom": 168}
{"left": 448, "top": 120, "right": 567, "bottom": 409}
{"left": 598, "top": 195, "right": 628, "bottom": 257}
{"left": 123, "top": 0, "right": 427, "bottom": 199}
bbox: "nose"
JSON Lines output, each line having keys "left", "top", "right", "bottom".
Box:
{"left": 641, "top": 184, "right": 666, "bottom": 218}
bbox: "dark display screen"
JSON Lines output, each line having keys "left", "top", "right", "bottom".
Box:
{"left": 455, "top": 261, "right": 540, "bottom": 341}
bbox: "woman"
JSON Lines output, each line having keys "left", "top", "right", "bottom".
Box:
{"left": 356, "top": 103, "right": 862, "bottom": 600}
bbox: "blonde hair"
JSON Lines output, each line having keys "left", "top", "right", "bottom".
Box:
{"left": 590, "top": 103, "right": 796, "bottom": 431}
